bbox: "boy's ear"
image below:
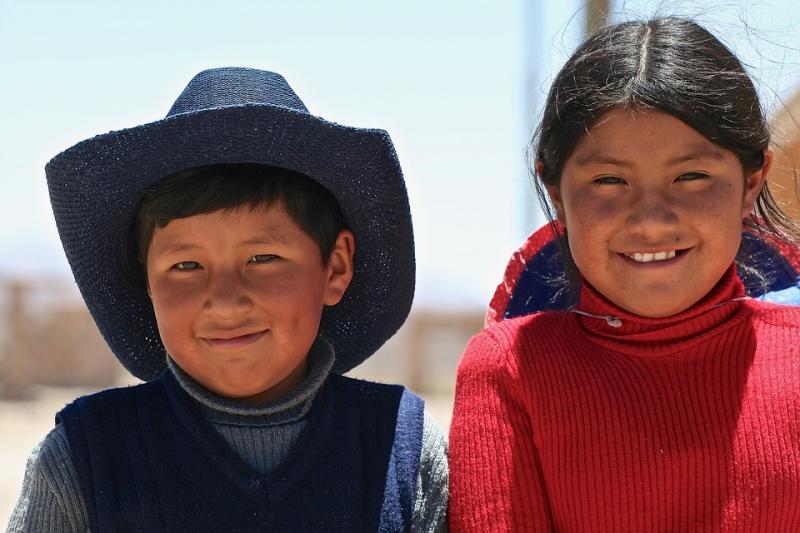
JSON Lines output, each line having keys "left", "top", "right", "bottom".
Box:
{"left": 741, "top": 149, "right": 772, "bottom": 218}
{"left": 536, "top": 160, "right": 566, "bottom": 225}
{"left": 323, "top": 229, "right": 355, "bottom": 306}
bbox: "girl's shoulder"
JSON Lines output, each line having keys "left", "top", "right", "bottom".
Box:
{"left": 747, "top": 296, "right": 800, "bottom": 329}
{"left": 482, "top": 309, "right": 571, "bottom": 342}
{"left": 460, "top": 310, "right": 571, "bottom": 375}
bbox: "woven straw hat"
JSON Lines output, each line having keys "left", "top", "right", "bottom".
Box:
{"left": 46, "top": 67, "right": 415, "bottom": 381}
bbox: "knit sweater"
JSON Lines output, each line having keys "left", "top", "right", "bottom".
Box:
{"left": 449, "top": 267, "right": 800, "bottom": 532}
{"left": 7, "top": 339, "right": 448, "bottom": 532}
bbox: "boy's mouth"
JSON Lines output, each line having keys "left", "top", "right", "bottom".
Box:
{"left": 202, "top": 329, "right": 268, "bottom": 349}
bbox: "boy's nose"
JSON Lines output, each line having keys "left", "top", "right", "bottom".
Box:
{"left": 203, "top": 270, "right": 253, "bottom": 315}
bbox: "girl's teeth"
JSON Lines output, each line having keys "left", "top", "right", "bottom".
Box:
{"left": 625, "top": 250, "right": 677, "bottom": 263}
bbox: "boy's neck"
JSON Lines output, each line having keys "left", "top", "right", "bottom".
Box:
{"left": 166, "top": 337, "right": 335, "bottom": 424}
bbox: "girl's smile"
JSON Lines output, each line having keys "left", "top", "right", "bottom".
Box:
{"left": 547, "top": 108, "right": 770, "bottom": 317}
{"left": 620, "top": 247, "right": 687, "bottom": 265}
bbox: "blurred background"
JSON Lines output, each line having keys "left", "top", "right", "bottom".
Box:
{"left": 2, "top": 0, "right": 800, "bottom": 523}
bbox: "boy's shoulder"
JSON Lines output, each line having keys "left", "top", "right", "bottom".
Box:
{"left": 327, "top": 373, "right": 422, "bottom": 410}
{"left": 56, "top": 379, "right": 164, "bottom": 427}
{"left": 329, "top": 372, "right": 408, "bottom": 394}
{"left": 64, "top": 379, "right": 159, "bottom": 404}
{"left": 325, "top": 374, "right": 425, "bottom": 440}
{"left": 58, "top": 374, "right": 418, "bottom": 418}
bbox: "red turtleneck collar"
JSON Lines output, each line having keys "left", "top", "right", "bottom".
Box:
{"left": 570, "top": 265, "right": 751, "bottom": 356}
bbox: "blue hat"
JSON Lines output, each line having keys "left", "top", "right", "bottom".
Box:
{"left": 46, "top": 67, "right": 415, "bottom": 381}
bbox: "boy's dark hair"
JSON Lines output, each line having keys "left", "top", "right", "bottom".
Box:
{"left": 134, "top": 163, "right": 348, "bottom": 265}
{"left": 528, "top": 16, "right": 800, "bottom": 300}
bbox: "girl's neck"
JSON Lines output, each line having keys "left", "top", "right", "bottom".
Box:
{"left": 570, "top": 265, "right": 751, "bottom": 357}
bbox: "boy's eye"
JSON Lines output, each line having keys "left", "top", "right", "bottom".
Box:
{"left": 593, "top": 175, "right": 625, "bottom": 186}
{"left": 249, "top": 254, "right": 278, "bottom": 264}
{"left": 173, "top": 261, "right": 200, "bottom": 271}
{"left": 676, "top": 172, "right": 709, "bottom": 182}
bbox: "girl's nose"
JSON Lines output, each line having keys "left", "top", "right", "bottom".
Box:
{"left": 625, "top": 190, "right": 679, "bottom": 234}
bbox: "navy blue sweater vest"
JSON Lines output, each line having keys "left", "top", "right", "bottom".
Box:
{"left": 57, "top": 371, "right": 424, "bottom": 532}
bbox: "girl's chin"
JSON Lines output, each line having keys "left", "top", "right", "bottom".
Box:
{"left": 624, "top": 304, "right": 692, "bottom": 318}
{"left": 615, "top": 290, "right": 699, "bottom": 318}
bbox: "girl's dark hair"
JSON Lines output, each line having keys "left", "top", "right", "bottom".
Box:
{"left": 135, "top": 163, "right": 347, "bottom": 265}
{"left": 528, "top": 16, "right": 800, "bottom": 298}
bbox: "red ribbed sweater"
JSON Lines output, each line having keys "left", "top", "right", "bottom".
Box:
{"left": 449, "top": 268, "right": 800, "bottom": 531}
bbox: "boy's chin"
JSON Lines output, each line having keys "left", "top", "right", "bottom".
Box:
{"left": 204, "top": 365, "right": 309, "bottom": 405}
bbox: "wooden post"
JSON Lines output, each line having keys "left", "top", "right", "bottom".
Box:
{"left": 585, "top": 0, "right": 610, "bottom": 36}
{"left": 0, "top": 280, "right": 35, "bottom": 399}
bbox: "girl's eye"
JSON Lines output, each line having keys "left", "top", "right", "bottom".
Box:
{"left": 173, "top": 261, "right": 200, "bottom": 271}
{"left": 676, "top": 172, "right": 709, "bottom": 182}
{"left": 593, "top": 176, "right": 626, "bottom": 186}
{"left": 249, "top": 254, "right": 277, "bottom": 264}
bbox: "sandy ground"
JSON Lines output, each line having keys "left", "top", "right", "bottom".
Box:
{"left": 1, "top": 385, "right": 94, "bottom": 526}
{"left": 0, "top": 384, "right": 453, "bottom": 526}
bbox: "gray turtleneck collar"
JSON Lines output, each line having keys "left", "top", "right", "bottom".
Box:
{"left": 166, "top": 336, "right": 336, "bottom": 427}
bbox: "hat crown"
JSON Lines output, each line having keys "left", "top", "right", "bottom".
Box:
{"left": 166, "top": 67, "right": 309, "bottom": 117}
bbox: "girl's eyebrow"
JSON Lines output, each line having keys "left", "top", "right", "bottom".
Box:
{"left": 665, "top": 144, "right": 727, "bottom": 165}
{"left": 573, "top": 151, "right": 632, "bottom": 168}
{"left": 574, "top": 143, "right": 727, "bottom": 168}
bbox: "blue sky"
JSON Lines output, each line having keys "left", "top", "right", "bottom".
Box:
{"left": 2, "top": 0, "right": 798, "bottom": 308}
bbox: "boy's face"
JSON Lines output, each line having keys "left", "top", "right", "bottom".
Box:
{"left": 146, "top": 201, "right": 354, "bottom": 404}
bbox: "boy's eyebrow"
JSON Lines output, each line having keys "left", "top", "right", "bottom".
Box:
{"left": 573, "top": 143, "right": 728, "bottom": 167}
{"left": 152, "top": 232, "right": 287, "bottom": 256}
{"left": 152, "top": 242, "right": 201, "bottom": 256}
{"left": 242, "top": 230, "right": 287, "bottom": 245}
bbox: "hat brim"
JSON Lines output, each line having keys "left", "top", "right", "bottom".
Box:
{"left": 46, "top": 104, "right": 415, "bottom": 380}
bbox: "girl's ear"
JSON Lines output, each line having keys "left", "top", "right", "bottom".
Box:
{"left": 323, "top": 229, "right": 355, "bottom": 306}
{"left": 741, "top": 149, "right": 772, "bottom": 218}
{"left": 537, "top": 160, "right": 566, "bottom": 225}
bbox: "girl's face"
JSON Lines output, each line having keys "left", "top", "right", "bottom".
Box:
{"left": 546, "top": 108, "right": 770, "bottom": 317}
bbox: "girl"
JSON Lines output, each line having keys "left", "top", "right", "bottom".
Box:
{"left": 449, "top": 17, "right": 800, "bottom": 531}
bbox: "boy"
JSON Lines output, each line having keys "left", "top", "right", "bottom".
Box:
{"left": 7, "top": 68, "right": 448, "bottom": 532}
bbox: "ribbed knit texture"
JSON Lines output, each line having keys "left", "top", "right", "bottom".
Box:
{"left": 7, "top": 413, "right": 448, "bottom": 533}
{"left": 5, "top": 434, "right": 88, "bottom": 533}
{"left": 7, "top": 339, "right": 449, "bottom": 532}
{"left": 450, "top": 267, "right": 800, "bottom": 531}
